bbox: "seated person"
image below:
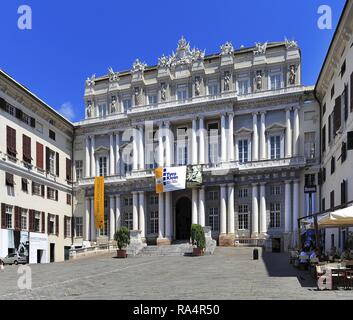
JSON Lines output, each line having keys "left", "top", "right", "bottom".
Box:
{"left": 299, "top": 249, "right": 309, "bottom": 264}
{"left": 310, "top": 249, "right": 320, "bottom": 261}
{"left": 340, "top": 248, "right": 352, "bottom": 260}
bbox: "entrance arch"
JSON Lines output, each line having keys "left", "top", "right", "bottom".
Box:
{"left": 175, "top": 197, "right": 192, "bottom": 241}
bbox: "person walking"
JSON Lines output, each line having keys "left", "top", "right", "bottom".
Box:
{"left": 0, "top": 259, "right": 4, "bottom": 271}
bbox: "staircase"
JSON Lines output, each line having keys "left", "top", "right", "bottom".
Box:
{"left": 138, "top": 243, "right": 194, "bottom": 257}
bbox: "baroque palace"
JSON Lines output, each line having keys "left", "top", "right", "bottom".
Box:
{"left": 1, "top": 0, "right": 352, "bottom": 261}
{"left": 73, "top": 37, "right": 320, "bottom": 251}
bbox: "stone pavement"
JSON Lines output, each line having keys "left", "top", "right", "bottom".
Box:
{"left": 0, "top": 247, "right": 352, "bottom": 300}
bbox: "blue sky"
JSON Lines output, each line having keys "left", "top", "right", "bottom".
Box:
{"left": 0, "top": 0, "right": 346, "bottom": 122}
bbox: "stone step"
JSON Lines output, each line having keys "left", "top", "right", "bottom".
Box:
{"left": 138, "top": 244, "right": 193, "bottom": 257}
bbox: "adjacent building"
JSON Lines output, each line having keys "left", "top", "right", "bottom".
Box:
{"left": 315, "top": 0, "right": 353, "bottom": 253}
{"left": 73, "top": 37, "right": 320, "bottom": 252}
{"left": 0, "top": 70, "right": 74, "bottom": 263}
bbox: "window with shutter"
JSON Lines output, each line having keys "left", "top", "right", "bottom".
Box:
{"left": 56, "top": 152, "right": 60, "bottom": 177}
{"left": 21, "top": 178, "right": 28, "bottom": 192}
{"left": 55, "top": 190, "right": 58, "bottom": 201}
{"left": 30, "top": 117, "right": 35, "bottom": 128}
{"left": 341, "top": 142, "right": 347, "bottom": 163}
{"left": 341, "top": 180, "right": 347, "bottom": 205}
{"left": 64, "top": 216, "right": 67, "bottom": 238}
{"left": 334, "top": 96, "right": 342, "bottom": 134}
{"left": 36, "top": 142, "right": 44, "bottom": 170}
{"left": 22, "top": 135, "right": 32, "bottom": 164}
{"left": 5, "top": 173, "right": 14, "bottom": 187}
{"left": 46, "top": 147, "right": 51, "bottom": 173}
{"left": 66, "top": 158, "right": 72, "bottom": 181}
{"left": 1, "top": 203, "right": 6, "bottom": 229}
{"left": 330, "top": 190, "right": 335, "bottom": 209}
{"left": 331, "top": 157, "right": 335, "bottom": 174}
{"left": 0, "top": 97, "right": 6, "bottom": 110}
{"left": 42, "top": 212, "right": 45, "bottom": 234}
{"left": 41, "top": 185, "right": 45, "bottom": 197}
{"left": 47, "top": 214, "right": 50, "bottom": 235}
{"left": 322, "top": 125, "right": 326, "bottom": 153}
{"left": 348, "top": 131, "right": 353, "bottom": 150}
{"left": 14, "top": 206, "right": 21, "bottom": 231}
{"left": 56, "top": 215, "right": 59, "bottom": 236}
{"left": 28, "top": 210, "right": 34, "bottom": 232}
{"left": 344, "top": 84, "right": 348, "bottom": 121}
{"left": 6, "top": 126, "right": 17, "bottom": 157}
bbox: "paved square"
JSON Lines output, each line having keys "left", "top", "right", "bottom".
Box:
{"left": 0, "top": 247, "right": 353, "bottom": 300}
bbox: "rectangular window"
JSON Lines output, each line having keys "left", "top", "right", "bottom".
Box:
{"left": 208, "top": 191, "right": 219, "bottom": 201}
{"left": 67, "top": 193, "right": 72, "bottom": 205}
{"left": 238, "top": 188, "right": 249, "bottom": 198}
{"left": 22, "top": 135, "right": 32, "bottom": 164}
{"left": 270, "top": 185, "right": 281, "bottom": 195}
{"left": 34, "top": 212, "right": 41, "bottom": 233}
{"left": 238, "top": 80, "right": 250, "bottom": 95}
{"left": 150, "top": 195, "right": 159, "bottom": 205}
{"left": 341, "top": 180, "right": 347, "bottom": 205}
{"left": 49, "top": 130, "right": 56, "bottom": 141}
{"left": 48, "top": 214, "right": 55, "bottom": 235}
{"left": 322, "top": 198, "right": 326, "bottom": 212}
{"left": 32, "top": 182, "right": 42, "bottom": 196}
{"left": 323, "top": 103, "right": 326, "bottom": 115}
{"left": 36, "top": 142, "right": 44, "bottom": 170}
{"left": 124, "top": 197, "right": 132, "bottom": 207}
{"left": 331, "top": 156, "right": 335, "bottom": 175}
{"left": 176, "top": 85, "right": 188, "bottom": 101}
{"left": 331, "top": 85, "right": 335, "bottom": 99}
{"left": 124, "top": 212, "right": 133, "bottom": 231}
{"left": 21, "top": 178, "right": 28, "bottom": 192}
{"left": 334, "top": 96, "right": 342, "bottom": 134}
{"left": 238, "top": 139, "right": 249, "bottom": 163}
{"left": 322, "top": 167, "right": 326, "bottom": 183}
{"left": 5, "top": 205, "right": 13, "bottom": 229}
{"left": 304, "top": 132, "right": 316, "bottom": 159}
{"left": 75, "top": 160, "right": 83, "bottom": 180}
{"left": 36, "top": 122, "right": 43, "bottom": 134}
{"left": 305, "top": 174, "right": 316, "bottom": 187}
{"left": 47, "top": 187, "right": 58, "bottom": 201}
{"left": 66, "top": 158, "right": 72, "bottom": 181}
{"left": 148, "top": 95, "right": 158, "bottom": 105}
{"left": 209, "top": 208, "right": 219, "bottom": 231}
{"left": 341, "top": 142, "right": 347, "bottom": 163}
{"left": 5, "top": 172, "right": 14, "bottom": 187}
{"left": 270, "top": 74, "right": 282, "bottom": 90}
{"left": 98, "top": 104, "right": 107, "bottom": 118}
{"left": 99, "top": 156, "right": 107, "bottom": 177}
{"left": 270, "top": 135, "right": 281, "bottom": 159}
{"left": 6, "top": 126, "right": 17, "bottom": 158}
{"left": 208, "top": 82, "right": 219, "bottom": 96}
{"left": 150, "top": 211, "right": 159, "bottom": 234}
{"left": 270, "top": 203, "right": 281, "bottom": 228}
{"left": 238, "top": 205, "right": 249, "bottom": 230}
{"left": 75, "top": 217, "right": 83, "bottom": 237}
{"left": 122, "top": 99, "right": 132, "bottom": 110}
{"left": 65, "top": 217, "right": 71, "bottom": 238}
{"left": 330, "top": 190, "right": 335, "bottom": 209}
{"left": 21, "top": 209, "right": 28, "bottom": 231}
{"left": 322, "top": 125, "right": 326, "bottom": 153}
{"left": 341, "top": 60, "right": 346, "bottom": 78}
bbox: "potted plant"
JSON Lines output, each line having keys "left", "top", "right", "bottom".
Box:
{"left": 191, "top": 224, "right": 206, "bottom": 256}
{"left": 114, "top": 227, "right": 130, "bottom": 258}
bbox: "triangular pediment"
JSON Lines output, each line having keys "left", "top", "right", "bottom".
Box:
{"left": 235, "top": 127, "right": 253, "bottom": 135}
{"left": 266, "top": 122, "right": 286, "bottom": 131}
{"left": 94, "top": 145, "right": 110, "bottom": 153}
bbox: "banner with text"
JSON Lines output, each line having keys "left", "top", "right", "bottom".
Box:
{"left": 94, "top": 176, "right": 105, "bottom": 230}
{"left": 155, "top": 166, "right": 187, "bottom": 194}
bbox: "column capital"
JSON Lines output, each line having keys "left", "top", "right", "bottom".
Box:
{"left": 227, "top": 112, "right": 235, "bottom": 118}
{"left": 260, "top": 111, "right": 267, "bottom": 116}
{"left": 252, "top": 112, "right": 259, "bottom": 117}
{"left": 138, "top": 190, "right": 145, "bottom": 195}
{"left": 198, "top": 116, "right": 205, "bottom": 121}
{"left": 260, "top": 182, "right": 267, "bottom": 186}
{"left": 293, "top": 105, "right": 300, "bottom": 111}
{"left": 227, "top": 183, "right": 235, "bottom": 188}
{"left": 252, "top": 182, "right": 259, "bottom": 187}
{"left": 285, "top": 107, "right": 292, "bottom": 113}
{"left": 285, "top": 179, "right": 293, "bottom": 184}
{"left": 132, "top": 191, "right": 139, "bottom": 195}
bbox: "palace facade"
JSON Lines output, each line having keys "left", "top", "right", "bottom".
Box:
{"left": 72, "top": 37, "right": 320, "bottom": 252}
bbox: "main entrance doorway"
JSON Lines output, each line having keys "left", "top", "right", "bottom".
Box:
{"left": 175, "top": 197, "right": 192, "bottom": 241}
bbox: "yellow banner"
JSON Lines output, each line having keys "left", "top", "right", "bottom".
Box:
{"left": 155, "top": 167, "right": 164, "bottom": 194}
{"left": 94, "top": 176, "right": 105, "bottom": 230}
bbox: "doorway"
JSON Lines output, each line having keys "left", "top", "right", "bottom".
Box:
{"left": 50, "top": 243, "right": 55, "bottom": 263}
{"left": 37, "top": 250, "right": 43, "bottom": 264}
{"left": 175, "top": 197, "right": 192, "bottom": 241}
{"left": 272, "top": 238, "right": 281, "bottom": 253}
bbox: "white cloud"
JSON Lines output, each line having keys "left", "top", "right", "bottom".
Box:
{"left": 58, "top": 102, "right": 75, "bottom": 121}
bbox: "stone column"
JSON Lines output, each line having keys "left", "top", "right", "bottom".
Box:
{"left": 132, "top": 192, "right": 139, "bottom": 230}
{"left": 85, "top": 197, "right": 90, "bottom": 241}
{"left": 260, "top": 112, "right": 266, "bottom": 160}
{"left": 165, "top": 122, "right": 171, "bottom": 167}
{"left": 85, "top": 136, "right": 90, "bottom": 178}
{"left": 285, "top": 108, "right": 292, "bottom": 158}
{"left": 235, "top": 139, "right": 239, "bottom": 162}
{"left": 285, "top": 181, "right": 292, "bottom": 233}
{"left": 158, "top": 193, "right": 165, "bottom": 239}
{"left": 90, "top": 135, "right": 95, "bottom": 178}
{"left": 110, "top": 134, "right": 115, "bottom": 176}
{"left": 220, "top": 185, "right": 227, "bottom": 235}
{"left": 139, "top": 192, "right": 145, "bottom": 239}
{"left": 199, "top": 117, "right": 205, "bottom": 165}
{"left": 252, "top": 113, "right": 259, "bottom": 161}
{"left": 292, "top": 180, "right": 299, "bottom": 232}
{"left": 109, "top": 196, "right": 115, "bottom": 240}
{"left": 158, "top": 122, "right": 164, "bottom": 167}
{"left": 90, "top": 197, "right": 96, "bottom": 241}
{"left": 138, "top": 125, "right": 145, "bottom": 170}
{"left": 165, "top": 192, "right": 172, "bottom": 239}
{"left": 221, "top": 114, "right": 227, "bottom": 162}
{"left": 227, "top": 184, "right": 235, "bottom": 235}
{"left": 293, "top": 107, "right": 300, "bottom": 156}
{"left": 228, "top": 113, "right": 234, "bottom": 161}
{"left": 192, "top": 188, "right": 198, "bottom": 225}
{"left": 252, "top": 183, "right": 259, "bottom": 237}
{"left": 115, "top": 195, "right": 121, "bottom": 231}
{"left": 260, "top": 183, "right": 267, "bottom": 236}
{"left": 192, "top": 118, "right": 198, "bottom": 165}
{"left": 199, "top": 186, "right": 206, "bottom": 227}
{"left": 115, "top": 132, "right": 120, "bottom": 175}
{"left": 132, "top": 127, "right": 138, "bottom": 171}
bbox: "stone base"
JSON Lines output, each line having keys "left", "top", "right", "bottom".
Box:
{"left": 219, "top": 234, "right": 235, "bottom": 247}
{"left": 157, "top": 238, "right": 171, "bottom": 246}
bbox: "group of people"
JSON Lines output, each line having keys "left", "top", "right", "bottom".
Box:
{"left": 298, "top": 245, "right": 353, "bottom": 264}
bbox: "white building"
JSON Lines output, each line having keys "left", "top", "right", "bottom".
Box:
{"left": 0, "top": 69, "right": 74, "bottom": 263}
{"left": 316, "top": 1, "right": 353, "bottom": 254}
{"left": 73, "top": 37, "right": 320, "bottom": 252}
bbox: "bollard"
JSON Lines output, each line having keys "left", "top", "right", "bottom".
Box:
{"left": 253, "top": 248, "right": 259, "bottom": 260}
